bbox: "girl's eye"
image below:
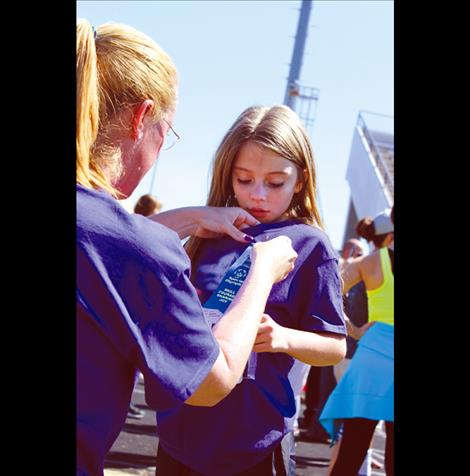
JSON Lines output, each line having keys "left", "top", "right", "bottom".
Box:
{"left": 235, "top": 178, "right": 284, "bottom": 188}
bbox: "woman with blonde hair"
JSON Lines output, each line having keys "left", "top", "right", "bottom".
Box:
{"left": 76, "top": 21, "right": 297, "bottom": 476}
{"left": 155, "top": 105, "right": 347, "bottom": 476}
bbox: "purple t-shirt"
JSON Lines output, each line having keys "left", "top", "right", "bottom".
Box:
{"left": 156, "top": 220, "right": 347, "bottom": 475}
{"left": 76, "top": 185, "right": 220, "bottom": 476}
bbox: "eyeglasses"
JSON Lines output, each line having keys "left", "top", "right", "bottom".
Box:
{"left": 162, "top": 119, "right": 180, "bottom": 151}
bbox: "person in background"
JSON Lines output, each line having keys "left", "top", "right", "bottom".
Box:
{"left": 337, "top": 238, "right": 369, "bottom": 376}
{"left": 134, "top": 193, "right": 163, "bottom": 217}
{"left": 154, "top": 105, "right": 347, "bottom": 476}
{"left": 329, "top": 238, "right": 383, "bottom": 474}
{"left": 321, "top": 207, "right": 394, "bottom": 476}
{"left": 77, "top": 20, "right": 297, "bottom": 476}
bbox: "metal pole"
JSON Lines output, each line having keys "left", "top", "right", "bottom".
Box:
{"left": 283, "top": 0, "right": 313, "bottom": 107}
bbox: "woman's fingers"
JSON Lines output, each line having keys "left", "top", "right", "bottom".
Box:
{"left": 232, "top": 208, "right": 260, "bottom": 228}
{"left": 223, "top": 208, "right": 260, "bottom": 242}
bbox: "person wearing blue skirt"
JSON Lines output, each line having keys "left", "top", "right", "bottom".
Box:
{"left": 320, "top": 207, "right": 394, "bottom": 476}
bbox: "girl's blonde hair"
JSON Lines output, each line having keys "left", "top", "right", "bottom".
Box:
{"left": 186, "top": 105, "right": 323, "bottom": 261}
{"left": 76, "top": 19, "right": 178, "bottom": 198}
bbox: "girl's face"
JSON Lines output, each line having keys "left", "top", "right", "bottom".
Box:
{"left": 231, "top": 142, "right": 304, "bottom": 223}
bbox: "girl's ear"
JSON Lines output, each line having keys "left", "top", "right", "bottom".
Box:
{"left": 294, "top": 168, "right": 308, "bottom": 193}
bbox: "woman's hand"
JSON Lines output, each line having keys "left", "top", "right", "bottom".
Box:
{"left": 251, "top": 235, "right": 297, "bottom": 284}
{"left": 253, "top": 313, "right": 289, "bottom": 353}
{"left": 193, "top": 207, "right": 260, "bottom": 242}
{"left": 149, "top": 206, "right": 260, "bottom": 241}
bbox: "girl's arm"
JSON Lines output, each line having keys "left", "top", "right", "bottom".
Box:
{"left": 185, "top": 237, "right": 297, "bottom": 407}
{"left": 253, "top": 314, "right": 346, "bottom": 366}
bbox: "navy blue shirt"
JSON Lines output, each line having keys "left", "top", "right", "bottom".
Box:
{"left": 156, "top": 220, "right": 347, "bottom": 475}
{"left": 76, "top": 185, "right": 220, "bottom": 476}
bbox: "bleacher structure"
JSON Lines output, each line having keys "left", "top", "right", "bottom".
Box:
{"left": 341, "top": 111, "right": 394, "bottom": 246}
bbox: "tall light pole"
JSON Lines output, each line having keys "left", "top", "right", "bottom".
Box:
{"left": 284, "top": 0, "right": 313, "bottom": 109}
{"left": 283, "top": 0, "right": 323, "bottom": 219}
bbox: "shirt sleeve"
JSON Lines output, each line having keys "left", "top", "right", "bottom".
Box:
{"left": 128, "top": 263, "right": 220, "bottom": 411}
{"left": 290, "top": 255, "right": 347, "bottom": 336}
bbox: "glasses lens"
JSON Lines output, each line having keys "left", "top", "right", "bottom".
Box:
{"left": 163, "top": 131, "right": 175, "bottom": 150}
{"left": 162, "top": 121, "right": 180, "bottom": 151}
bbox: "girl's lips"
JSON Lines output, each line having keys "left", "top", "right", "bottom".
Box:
{"left": 249, "top": 208, "right": 270, "bottom": 217}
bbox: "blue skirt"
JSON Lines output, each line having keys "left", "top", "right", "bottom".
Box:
{"left": 319, "top": 322, "right": 394, "bottom": 441}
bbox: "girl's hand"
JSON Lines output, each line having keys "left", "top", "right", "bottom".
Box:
{"left": 194, "top": 207, "right": 260, "bottom": 242}
{"left": 253, "top": 313, "right": 289, "bottom": 353}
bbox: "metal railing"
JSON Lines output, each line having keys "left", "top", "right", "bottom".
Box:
{"left": 286, "top": 82, "right": 320, "bottom": 138}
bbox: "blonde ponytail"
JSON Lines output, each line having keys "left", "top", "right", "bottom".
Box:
{"left": 76, "top": 19, "right": 119, "bottom": 197}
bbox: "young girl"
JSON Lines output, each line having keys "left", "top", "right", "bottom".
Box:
{"left": 155, "top": 105, "right": 347, "bottom": 476}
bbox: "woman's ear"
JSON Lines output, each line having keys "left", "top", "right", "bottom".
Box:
{"left": 132, "top": 99, "right": 154, "bottom": 141}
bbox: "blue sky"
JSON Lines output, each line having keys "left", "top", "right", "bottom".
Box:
{"left": 77, "top": 0, "right": 393, "bottom": 250}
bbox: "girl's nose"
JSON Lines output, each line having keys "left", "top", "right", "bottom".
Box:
{"left": 250, "top": 184, "right": 267, "bottom": 201}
